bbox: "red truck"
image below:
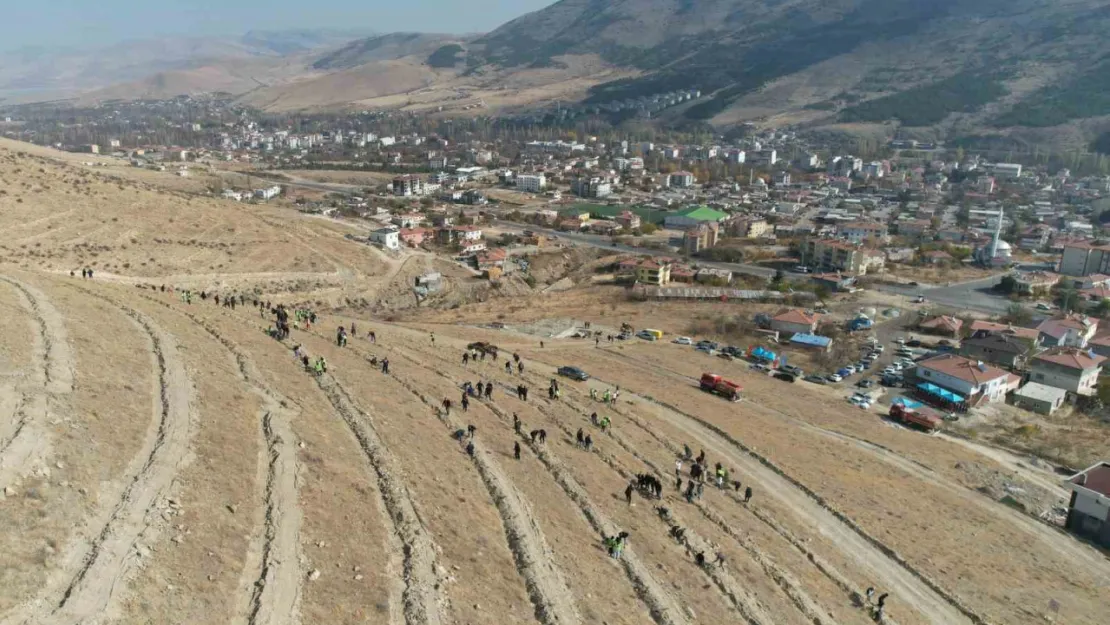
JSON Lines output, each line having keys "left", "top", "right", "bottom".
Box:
{"left": 888, "top": 403, "right": 943, "bottom": 432}
{"left": 700, "top": 373, "right": 742, "bottom": 402}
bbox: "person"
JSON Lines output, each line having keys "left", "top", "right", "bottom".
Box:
{"left": 590, "top": 412, "right": 598, "bottom": 426}
{"left": 744, "top": 486, "right": 753, "bottom": 503}
{"left": 313, "top": 358, "right": 324, "bottom": 376}
{"left": 302, "top": 354, "right": 311, "bottom": 372}
{"left": 683, "top": 444, "right": 693, "bottom": 460}
{"left": 576, "top": 429, "right": 584, "bottom": 448}
{"left": 443, "top": 398, "right": 452, "bottom": 415}
{"left": 538, "top": 429, "right": 547, "bottom": 444}
{"left": 676, "top": 474, "right": 683, "bottom": 491}
{"left": 600, "top": 415, "right": 610, "bottom": 432}
{"left": 465, "top": 441, "right": 474, "bottom": 457}
{"left": 590, "top": 388, "right": 597, "bottom": 401}
{"left": 675, "top": 459, "right": 683, "bottom": 478}
{"left": 595, "top": 337, "right": 600, "bottom": 347}
{"left": 522, "top": 386, "right": 528, "bottom": 401}
{"left": 467, "top": 424, "right": 477, "bottom": 438}
{"left": 69, "top": 270, "right": 75, "bottom": 278}
{"left": 604, "top": 535, "right": 618, "bottom": 558}
{"left": 625, "top": 483, "right": 634, "bottom": 505}
{"left": 714, "top": 552, "right": 726, "bottom": 569}
{"left": 514, "top": 441, "right": 521, "bottom": 460}
{"left": 463, "top": 352, "right": 470, "bottom": 366}
{"left": 381, "top": 358, "right": 390, "bottom": 375}
{"left": 513, "top": 413, "right": 521, "bottom": 433}
{"left": 583, "top": 434, "right": 593, "bottom": 451}
{"left": 539, "top": 341, "right": 544, "bottom": 348}
{"left": 461, "top": 395, "right": 470, "bottom": 412}
{"left": 505, "top": 361, "right": 511, "bottom": 374}
{"left": 865, "top": 587, "right": 875, "bottom": 606}
{"left": 684, "top": 480, "right": 695, "bottom": 503}
{"left": 695, "top": 552, "right": 706, "bottom": 567}
{"left": 485, "top": 382, "right": 493, "bottom": 400}
{"left": 529, "top": 430, "right": 538, "bottom": 444}
{"left": 696, "top": 481, "right": 704, "bottom": 500}
{"left": 430, "top": 333, "right": 435, "bottom": 344}
{"left": 876, "top": 593, "right": 888, "bottom": 609}
{"left": 517, "top": 361, "right": 524, "bottom": 375}
{"left": 603, "top": 389, "right": 611, "bottom": 404}
{"left": 369, "top": 331, "right": 376, "bottom": 343}
{"left": 733, "top": 480, "right": 742, "bottom": 492}
{"left": 517, "top": 385, "right": 525, "bottom": 401}
{"left": 350, "top": 323, "right": 357, "bottom": 337}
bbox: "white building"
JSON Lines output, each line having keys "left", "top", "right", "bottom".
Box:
{"left": 992, "top": 162, "right": 1023, "bottom": 178}
{"left": 1064, "top": 462, "right": 1110, "bottom": 548}
{"left": 915, "top": 354, "right": 1010, "bottom": 403}
{"left": 516, "top": 174, "right": 547, "bottom": 193}
{"left": 669, "top": 171, "right": 696, "bottom": 188}
{"left": 370, "top": 227, "right": 401, "bottom": 250}
{"left": 253, "top": 185, "right": 282, "bottom": 200}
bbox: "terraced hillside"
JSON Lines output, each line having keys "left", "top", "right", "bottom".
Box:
{"left": 0, "top": 140, "right": 1107, "bottom": 625}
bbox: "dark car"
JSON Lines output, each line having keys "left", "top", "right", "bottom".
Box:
{"left": 856, "top": 379, "right": 875, "bottom": 388}
{"left": 557, "top": 366, "right": 590, "bottom": 381}
{"left": 780, "top": 364, "right": 804, "bottom": 377}
{"left": 803, "top": 374, "right": 828, "bottom": 385}
{"left": 906, "top": 339, "right": 922, "bottom": 348}
{"left": 773, "top": 372, "right": 797, "bottom": 383}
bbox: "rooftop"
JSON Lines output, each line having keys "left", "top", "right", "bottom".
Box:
{"left": 1033, "top": 347, "right": 1107, "bottom": 371}
{"left": 1069, "top": 462, "right": 1110, "bottom": 497}
{"left": 1037, "top": 314, "right": 1097, "bottom": 339}
{"left": 918, "top": 354, "right": 1009, "bottom": 386}
{"left": 1015, "top": 382, "right": 1068, "bottom": 403}
{"left": 968, "top": 320, "right": 1039, "bottom": 341}
{"left": 919, "top": 315, "right": 963, "bottom": 333}
{"left": 772, "top": 309, "right": 818, "bottom": 325}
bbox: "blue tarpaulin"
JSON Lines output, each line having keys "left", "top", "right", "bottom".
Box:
{"left": 916, "top": 382, "right": 965, "bottom": 403}
{"left": 750, "top": 346, "right": 777, "bottom": 362}
{"left": 790, "top": 333, "right": 832, "bottom": 348}
{"left": 891, "top": 396, "right": 922, "bottom": 409}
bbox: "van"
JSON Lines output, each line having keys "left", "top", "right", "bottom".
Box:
{"left": 644, "top": 328, "right": 664, "bottom": 340}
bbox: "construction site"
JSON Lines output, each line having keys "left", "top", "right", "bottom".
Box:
{"left": 0, "top": 138, "right": 1107, "bottom": 625}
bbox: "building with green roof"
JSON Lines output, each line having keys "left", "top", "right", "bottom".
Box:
{"left": 664, "top": 206, "right": 730, "bottom": 229}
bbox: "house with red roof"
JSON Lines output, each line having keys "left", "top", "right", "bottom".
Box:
{"left": 915, "top": 354, "right": 1011, "bottom": 404}
{"left": 918, "top": 315, "right": 964, "bottom": 337}
{"left": 769, "top": 309, "right": 819, "bottom": 335}
{"left": 1030, "top": 347, "right": 1106, "bottom": 396}
{"left": 1065, "top": 461, "right": 1110, "bottom": 548}
{"left": 1037, "top": 314, "right": 1098, "bottom": 348}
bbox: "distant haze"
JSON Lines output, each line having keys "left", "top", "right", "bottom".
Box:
{"left": 0, "top": 0, "right": 554, "bottom": 52}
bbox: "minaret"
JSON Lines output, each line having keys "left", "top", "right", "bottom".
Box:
{"left": 990, "top": 208, "right": 1004, "bottom": 260}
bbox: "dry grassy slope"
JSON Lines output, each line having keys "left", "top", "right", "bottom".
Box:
{"left": 1, "top": 140, "right": 1107, "bottom": 625}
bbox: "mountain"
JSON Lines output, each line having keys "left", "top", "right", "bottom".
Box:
{"left": 466, "top": 0, "right": 1110, "bottom": 148}
{"left": 312, "top": 33, "right": 466, "bottom": 71}
{"left": 0, "top": 29, "right": 370, "bottom": 103}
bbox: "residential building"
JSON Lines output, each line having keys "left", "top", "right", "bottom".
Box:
{"left": 769, "top": 309, "right": 819, "bottom": 335}
{"left": 392, "top": 213, "right": 425, "bottom": 229}
{"left": 516, "top": 173, "right": 547, "bottom": 193}
{"left": 669, "top": 171, "right": 696, "bottom": 188}
{"left": 918, "top": 315, "right": 963, "bottom": 337}
{"left": 728, "top": 218, "right": 769, "bottom": 239}
{"left": 802, "top": 239, "right": 885, "bottom": 275}
{"left": 959, "top": 333, "right": 1035, "bottom": 369}
{"left": 253, "top": 185, "right": 282, "bottom": 200}
{"left": 635, "top": 260, "right": 672, "bottom": 286}
{"left": 474, "top": 248, "right": 508, "bottom": 272}
{"left": 615, "top": 211, "right": 641, "bottom": 230}
{"left": 1013, "top": 383, "right": 1067, "bottom": 415}
{"left": 664, "top": 206, "right": 729, "bottom": 229}
{"left": 399, "top": 228, "right": 427, "bottom": 247}
{"left": 837, "top": 221, "right": 888, "bottom": 244}
{"left": 571, "top": 176, "right": 612, "bottom": 198}
{"left": 370, "top": 227, "right": 401, "bottom": 250}
{"left": 694, "top": 268, "right": 732, "bottom": 284}
{"left": 1059, "top": 241, "right": 1110, "bottom": 277}
{"left": 682, "top": 222, "right": 719, "bottom": 254}
{"left": 810, "top": 272, "right": 857, "bottom": 292}
{"left": 991, "top": 162, "right": 1023, "bottom": 178}
{"left": 968, "top": 320, "right": 1041, "bottom": 346}
{"left": 898, "top": 219, "right": 932, "bottom": 238}
{"left": 1012, "top": 271, "right": 1061, "bottom": 296}
{"left": 1029, "top": 347, "right": 1105, "bottom": 395}
{"left": 1064, "top": 461, "right": 1110, "bottom": 548}
{"left": 922, "top": 250, "right": 953, "bottom": 265}
{"left": 1037, "top": 314, "right": 1098, "bottom": 348}
{"left": 392, "top": 175, "right": 426, "bottom": 197}
{"left": 1018, "top": 224, "right": 1054, "bottom": 250}
{"left": 915, "top": 354, "right": 1011, "bottom": 404}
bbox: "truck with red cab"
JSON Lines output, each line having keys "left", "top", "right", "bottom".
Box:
{"left": 889, "top": 403, "right": 942, "bottom": 432}
{"left": 700, "top": 373, "right": 742, "bottom": 401}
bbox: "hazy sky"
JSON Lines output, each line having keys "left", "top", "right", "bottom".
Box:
{"left": 1, "top": 0, "right": 555, "bottom": 51}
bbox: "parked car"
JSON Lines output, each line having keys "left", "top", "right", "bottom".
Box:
{"left": 1036, "top": 302, "right": 1053, "bottom": 311}
{"left": 773, "top": 372, "right": 797, "bottom": 383}
{"left": 856, "top": 379, "right": 875, "bottom": 388}
{"left": 750, "top": 362, "right": 771, "bottom": 372}
{"left": 873, "top": 345, "right": 885, "bottom": 353}
{"left": 636, "top": 330, "right": 658, "bottom": 341}
{"left": 906, "top": 339, "right": 922, "bottom": 348}
{"left": 827, "top": 373, "right": 844, "bottom": 383}
{"left": 794, "top": 265, "right": 812, "bottom": 273}
{"left": 803, "top": 374, "right": 828, "bottom": 385}
{"left": 557, "top": 366, "right": 590, "bottom": 381}
{"left": 780, "top": 364, "right": 804, "bottom": 377}
{"left": 617, "top": 332, "right": 631, "bottom": 340}
{"left": 673, "top": 336, "right": 693, "bottom": 345}
{"left": 913, "top": 295, "right": 926, "bottom": 303}
{"left": 696, "top": 345, "right": 716, "bottom": 355}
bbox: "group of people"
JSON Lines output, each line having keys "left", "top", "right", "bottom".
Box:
{"left": 628, "top": 473, "right": 664, "bottom": 502}
{"left": 73, "top": 267, "right": 94, "bottom": 279}
{"left": 589, "top": 387, "right": 620, "bottom": 407}
{"left": 864, "top": 587, "right": 891, "bottom": 620}
{"left": 602, "top": 531, "right": 630, "bottom": 559}
{"left": 676, "top": 447, "right": 752, "bottom": 505}
{"left": 574, "top": 428, "right": 594, "bottom": 452}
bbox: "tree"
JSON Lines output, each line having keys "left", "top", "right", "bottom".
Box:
{"left": 1095, "top": 298, "right": 1110, "bottom": 318}
{"left": 997, "top": 275, "right": 1017, "bottom": 294}
{"left": 640, "top": 222, "right": 659, "bottom": 235}
{"left": 1005, "top": 303, "right": 1032, "bottom": 326}
{"left": 772, "top": 269, "right": 785, "bottom": 284}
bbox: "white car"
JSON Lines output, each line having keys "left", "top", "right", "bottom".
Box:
{"left": 827, "top": 374, "right": 844, "bottom": 383}
{"left": 873, "top": 345, "right": 885, "bottom": 353}
{"left": 844, "top": 365, "right": 857, "bottom": 375}
{"left": 673, "top": 336, "right": 693, "bottom": 345}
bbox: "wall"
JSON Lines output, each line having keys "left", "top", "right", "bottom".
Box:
{"left": 1030, "top": 361, "right": 1096, "bottom": 394}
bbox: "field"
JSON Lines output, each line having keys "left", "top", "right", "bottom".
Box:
{"left": 0, "top": 138, "right": 1108, "bottom": 625}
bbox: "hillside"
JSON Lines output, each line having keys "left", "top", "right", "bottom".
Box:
{"left": 312, "top": 33, "right": 465, "bottom": 71}
{"left": 466, "top": 0, "right": 1110, "bottom": 144}
{"left": 0, "top": 138, "right": 1107, "bottom": 625}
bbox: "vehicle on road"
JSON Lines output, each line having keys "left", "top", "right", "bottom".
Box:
{"left": 803, "top": 374, "right": 828, "bottom": 385}
{"left": 636, "top": 330, "right": 658, "bottom": 341}
{"left": 700, "top": 373, "right": 742, "bottom": 401}
{"left": 557, "top": 366, "right": 590, "bottom": 381}
{"left": 780, "top": 364, "right": 804, "bottom": 377}
{"left": 1036, "top": 302, "right": 1053, "bottom": 311}
{"left": 889, "top": 403, "right": 943, "bottom": 432}
{"left": 794, "top": 265, "right": 811, "bottom": 273}
{"left": 673, "top": 336, "right": 693, "bottom": 345}
{"left": 913, "top": 295, "right": 926, "bottom": 303}
{"left": 773, "top": 372, "right": 797, "bottom": 383}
